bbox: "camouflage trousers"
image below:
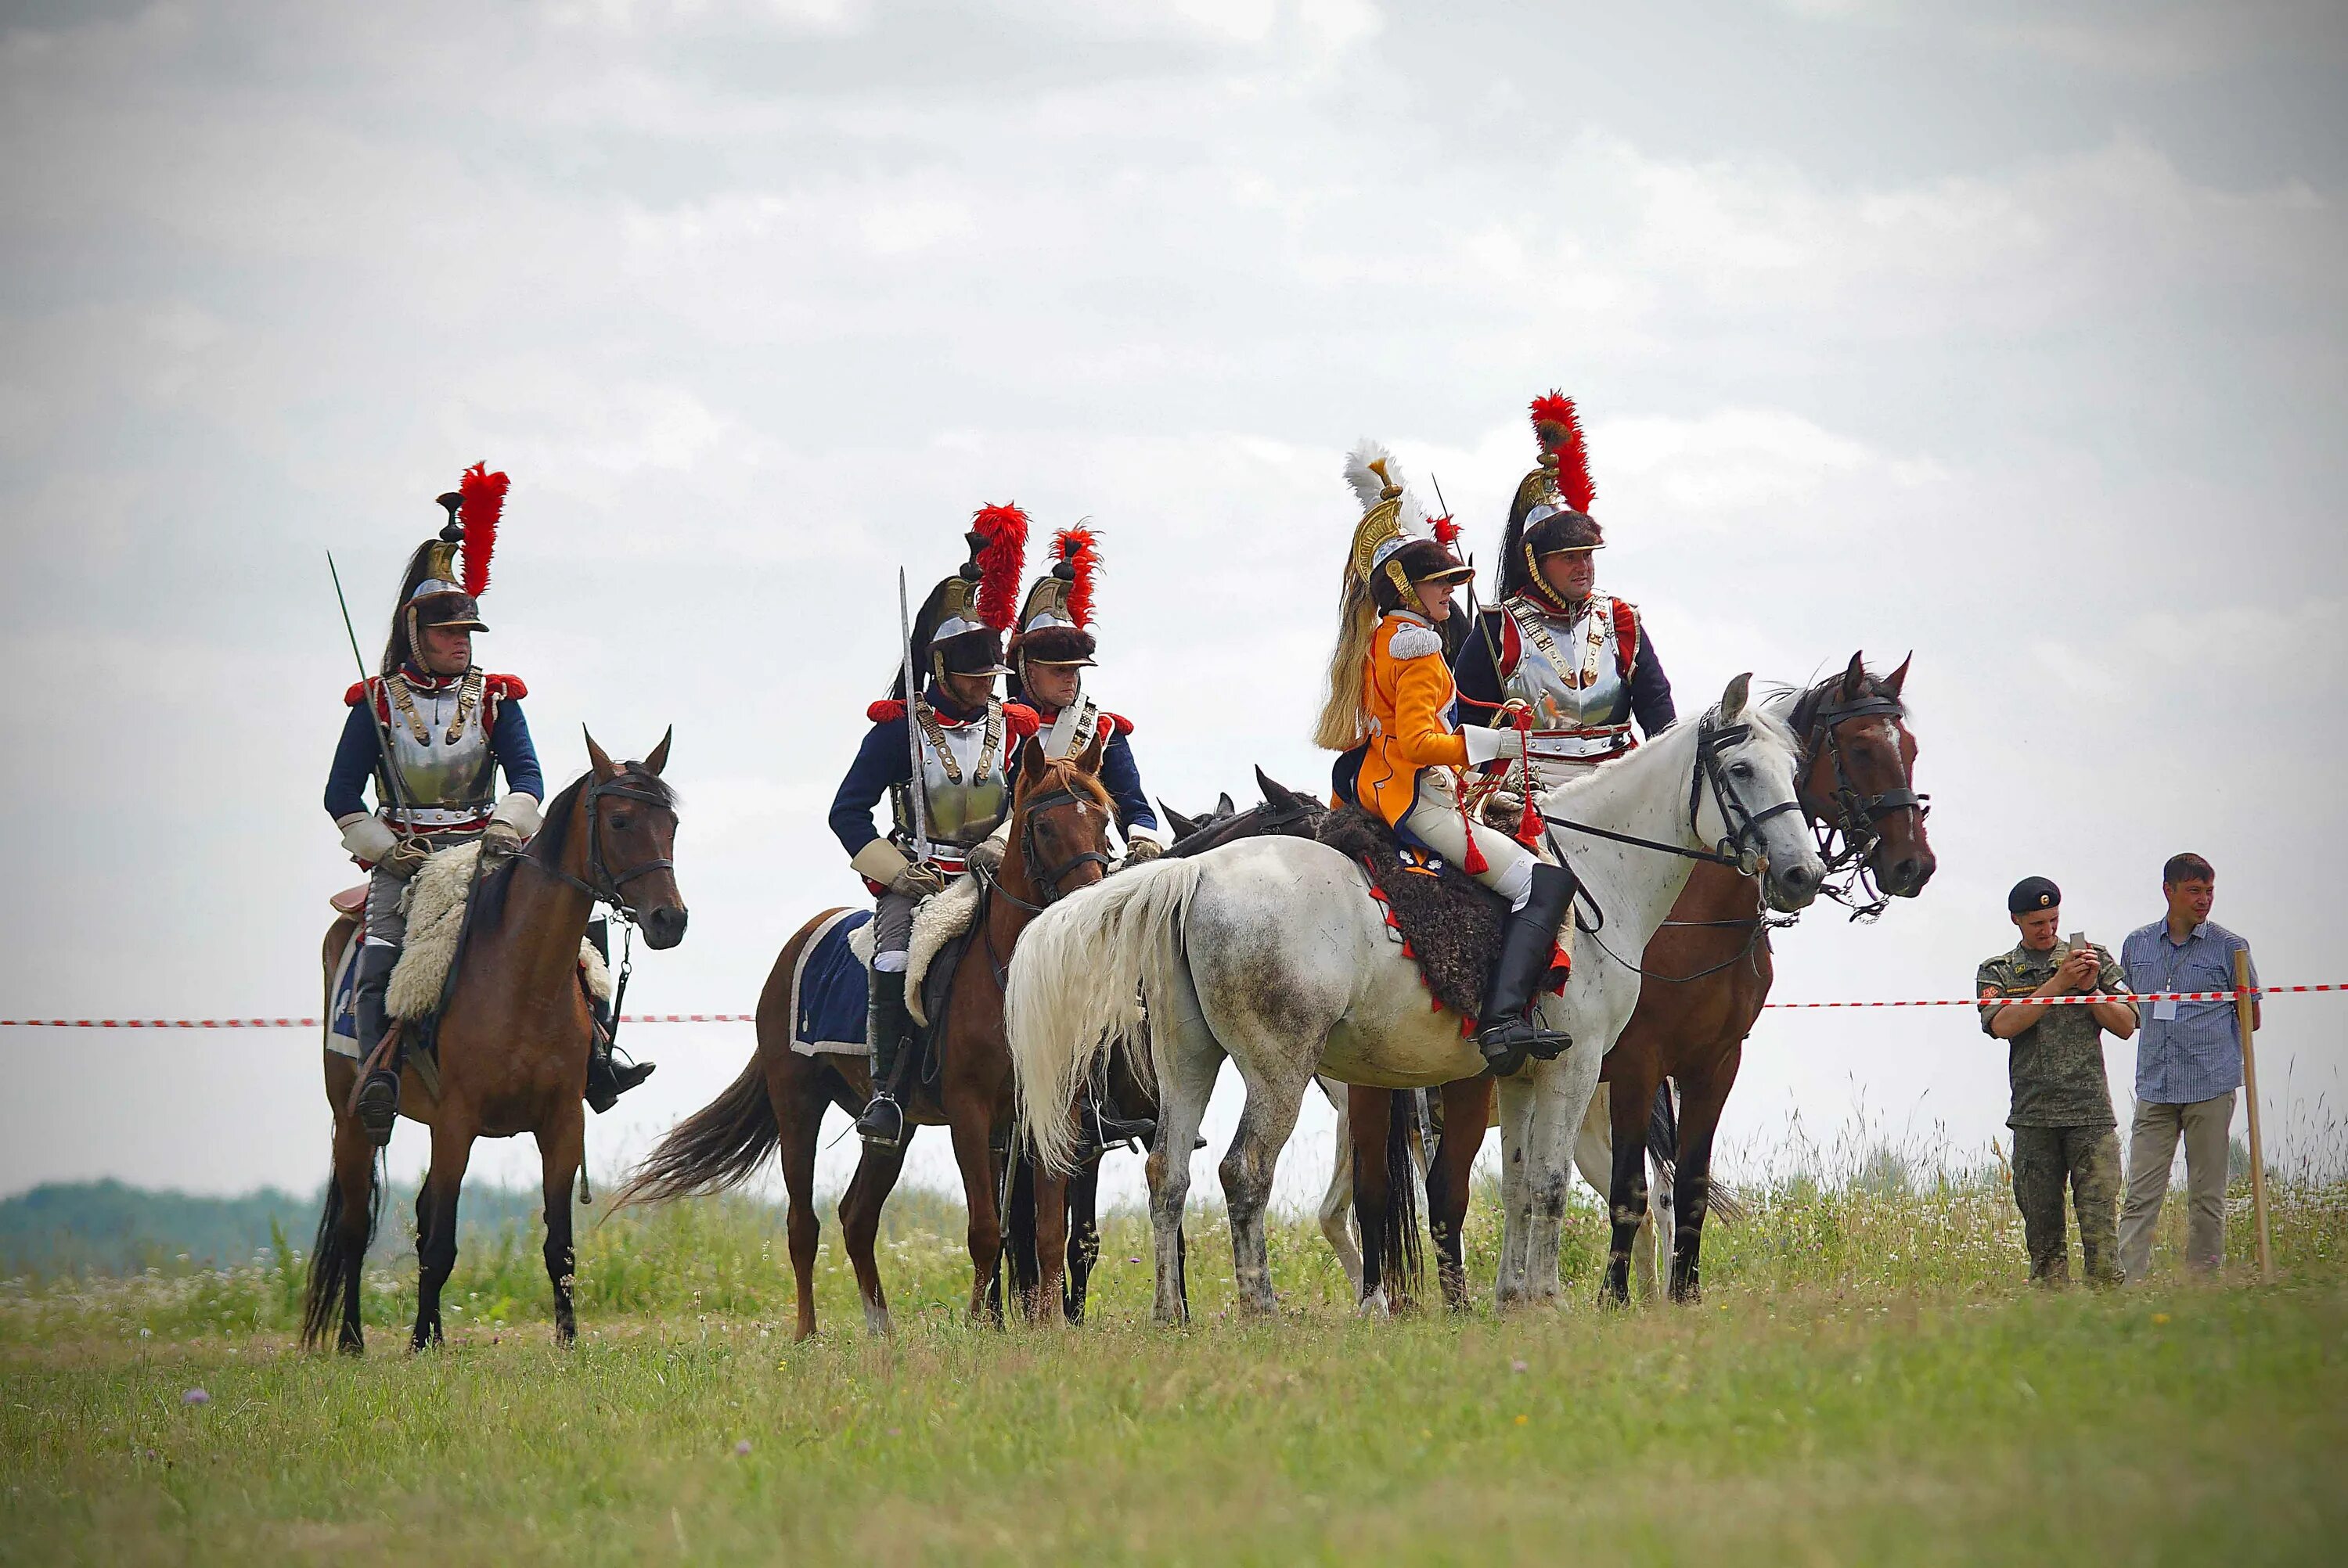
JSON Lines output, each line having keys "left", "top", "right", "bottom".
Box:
{"left": 2011, "top": 1124, "right": 2124, "bottom": 1286}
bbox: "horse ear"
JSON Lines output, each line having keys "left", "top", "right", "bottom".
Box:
{"left": 584, "top": 726, "right": 619, "bottom": 781}
{"left": 1075, "top": 723, "right": 1110, "bottom": 775}
{"left": 1841, "top": 651, "right": 1867, "bottom": 701}
{"left": 1018, "top": 735, "right": 1050, "bottom": 789}
{"left": 1255, "top": 767, "right": 1295, "bottom": 810}
{"left": 1215, "top": 791, "right": 1237, "bottom": 818}
{"left": 1161, "top": 801, "right": 1198, "bottom": 840}
{"left": 643, "top": 726, "right": 673, "bottom": 776}
{"left": 1885, "top": 652, "right": 1912, "bottom": 697}
{"left": 1720, "top": 673, "right": 1752, "bottom": 722}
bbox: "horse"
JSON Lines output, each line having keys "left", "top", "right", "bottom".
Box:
{"left": 1008, "top": 675, "right": 1826, "bottom": 1323}
{"left": 302, "top": 731, "right": 686, "bottom": 1354}
{"left": 613, "top": 735, "right": 1116, "bottom": 1336}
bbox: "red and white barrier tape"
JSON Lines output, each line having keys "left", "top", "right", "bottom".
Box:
{"left": 0, "top": 987, "right": 2339, "bottom": 1029}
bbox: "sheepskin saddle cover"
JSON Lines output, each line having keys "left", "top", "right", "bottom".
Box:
{"left": 1312, "top": 806, "right": 1565, "bottom": 1023}
{"left": 845, "top": 872, "right": 981, "bottom": 1027}
{"left": 387, "top": 843, "right": 612, "bottom": 1022}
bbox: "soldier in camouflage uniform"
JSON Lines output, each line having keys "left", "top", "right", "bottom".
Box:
{"left": 1975, "top": 876, "right": 2140, "bottom": 1286}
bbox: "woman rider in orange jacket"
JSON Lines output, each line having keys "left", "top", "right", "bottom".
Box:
{"left": 1319, "top": 444, "right": 1576, "bottom": 1077}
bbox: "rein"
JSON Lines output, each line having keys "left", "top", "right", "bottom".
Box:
{"left": 1791, "top": 689, "right": 1929, "bottom": 922}
{"left": 516, "top": 772, "right": 678, "bottom": 922}
{"left": 1543, "top": 714, "right": 1799, "bottom": 875}
{"left": 976, "top": 784, "right": 1114, "bottom": 916}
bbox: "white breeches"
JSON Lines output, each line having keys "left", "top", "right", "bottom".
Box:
{"left": 1400, "top": 771, "right": 1538, "bottom": 910}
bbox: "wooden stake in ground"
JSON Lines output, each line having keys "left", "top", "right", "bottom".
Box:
{"left": 2234, "top": 948, "right": 2272, "bottom": 1282}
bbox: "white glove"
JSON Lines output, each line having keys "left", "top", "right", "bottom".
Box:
{"left": 488, "top": 790, "right": 543, "bottom": 838}
{"left": 889, "top": 861, "right": 949, "bottom": 899}
{"left": 338, "top": 812, "right": 398, "bottom": 865}
{"left": 1125, "top": 834, "right": 1165, "bottom": 863}
{"left": 1464, "top": 725, "right": 1526, "bottom": 765}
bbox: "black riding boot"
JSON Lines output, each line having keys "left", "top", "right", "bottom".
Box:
{"left": 584, "top": 1036, "right": 655, "bottom": 1114}
{"left": 855, "top": 967, "right": 913, "bottom": 1147}
{"left": 352, "top": 944, "right": 402, "bottom": 1147}
{"left": 1477, "top": 863, "right": 1576, "bottom": 1078}
{"left": 1077, "top": 1087, "right": 1157, "bottom": 1156}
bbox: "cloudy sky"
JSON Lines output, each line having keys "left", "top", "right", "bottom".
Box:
{"left": 5, "top": 0, "right": 2344, "bottom": 1214}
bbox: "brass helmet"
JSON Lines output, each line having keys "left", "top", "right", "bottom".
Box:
{"left": 1007, "top": 524, "right": 1100, "bottom": 700}
{"left": 1498, "top": 392, "right": 1603, "bottom": 610}
{"left": 381, "top": 463, "right": 505, "bottom": 674}
{"left": 889, "top": 503, "right": 1030, "bottom": 699}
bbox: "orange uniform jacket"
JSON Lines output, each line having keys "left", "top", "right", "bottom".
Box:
{"left": 1351, "top": 612, "right": 1471, "bottom": 828}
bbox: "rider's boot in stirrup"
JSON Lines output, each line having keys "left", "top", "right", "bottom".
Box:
{"left": 1476, "top": 863, "right": 1576, "bottom": 1078}
{"left": 1080, "top": 1088, "right": 1156, "bottom": 1155}
{"left": 582, "top": 976, "right": 654, "bottom": 1114}
{"left": 855, "top": 966, "right": 912, "bottom": 1148}
{"left": 352, "top": 944, "right": 403, "bottom": 1147}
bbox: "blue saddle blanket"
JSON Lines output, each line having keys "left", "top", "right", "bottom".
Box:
{"left": 792, "top": 908, "right": 873, "bottom": 1056}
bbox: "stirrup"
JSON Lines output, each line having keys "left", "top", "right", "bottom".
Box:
{"left": 355, "top": 1069, "right": 401, "bottom": 1147}
{"left": 1085, "top": 1099, "right": 1156, "bottom": 1153}
{"left": 855, "top": 1091, "right": 907, "bottom": 1149}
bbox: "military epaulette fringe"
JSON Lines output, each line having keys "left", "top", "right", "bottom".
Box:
{"left": 1102, "top": 711, "right": 1134, "bottom": 737}
{"left": 1388, "top": 622, "right": 1445, "bottom": 660}
{"left": 1003, "top": 702, "right": 1042, "bottom": 739}
{"left": 867, "top": 699, "right": 907, "bottom": 725}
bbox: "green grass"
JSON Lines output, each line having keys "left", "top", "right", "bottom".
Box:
{"left": 5, "top": 1173, "right": 2345, "bottom": 1565}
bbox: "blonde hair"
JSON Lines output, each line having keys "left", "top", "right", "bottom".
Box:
{"left": 1313, "top": 570, "right": 1378, "bottom": 750}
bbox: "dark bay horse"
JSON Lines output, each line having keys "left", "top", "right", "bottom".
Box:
{"left": 304, "top": 732, "right": 687, "bottom": 1353}
{"left": 614, "top": 736, "right": 1115, "bottom": 1336}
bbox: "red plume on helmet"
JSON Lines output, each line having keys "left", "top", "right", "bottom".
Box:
{"left": 458, "top": 462, "right": 508, "bottom": 598}
{"left": 1053, "top": 525, "right": 1100, "bottom": 628}
{"left": 969, "top": 503, "right": 1030, "bottom": 631}
{"left": 1529, "top": 392, "right": 1595, "bottom": 515}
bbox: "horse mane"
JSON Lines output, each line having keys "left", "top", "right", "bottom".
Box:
{"left": 474, "top": 763, "right": 679, "bottom": 929}
{"left": 1540, "top": 696, "right": 1799, "bottom": 816}
{"left": 1777, "top": 664, "right": 1909, "bottom": 739}
{"left": 1021, "top": 755, "right": 1113, "bottom": 816}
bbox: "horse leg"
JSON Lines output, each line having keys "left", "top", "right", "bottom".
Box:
{"left": 1643, "top": 1081, "right": 1677, "bottom": 1305}
{"left": 1426, "top": 1077, "right": 1493, "bottom": 1311}
{"left": 1348, "top": 1086, "right": 1395, "bottom": 1316}
{"left": 1575, "top": 1081, "right": 1655, "bottom": 1302}
{"left": 1601, "top": 1056, "right": 1658, "bottom": 1308}
{"left": 412, "top": 1120, "right": 476, "bottom": 1350}
{"left": 838, "top": 1138, "right": 909, "bottom": 1337}
{"left": 306, "top": 1106, "right": 379, "bottom": 1354}
{"left": 1029, "top": 1158, "right": 1071, "bottom": 1327}
{"left": 1493, "top": 1074, "right": 1538, "bottom": 1307}
{"left": 1218, "top": 1056, "right": 1313, "bottom": 1318}
{"left": 1522, "top": 1049, "right": 1598, "bottom": 1304}
{"left": 1670, "top": 1053, "right": 1738, "bottom": 1304}
{"left": 1318, "top": 1079, "right": 1364, "bottom": 1297}
{"left": 535, "top": 1102, "right": 585, "bottom": 1345}
{"left": 945, "top": 1094, "right": 1008, "bottom": 1328}
{"left": 1063, "top": 1155, "right": 1101, "bottom": 1324}
{"left": 1144, "top": 976, "right": 1223, "bottom": 1327}
{"left": 775, "top": 1069, "right": 830, "bottom": 1343}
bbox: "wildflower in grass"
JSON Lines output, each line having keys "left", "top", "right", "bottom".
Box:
{"left": 734, "top": 1439, "right": 752, "bottom": 1456}
{"left": 181, "top": 1389, "right": 209, "bottom": 1406}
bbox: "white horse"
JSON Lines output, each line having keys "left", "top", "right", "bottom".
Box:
{"left": 1008, "top": 675, "right": 1824, "bottom": 1321}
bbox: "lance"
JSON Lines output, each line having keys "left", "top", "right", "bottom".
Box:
{"left": 1430, "top": 471, "right": 1479, "bottom": 622}
{"left": 899, "top": 567, "right": 932, "bottom": 864}
{"left": 327, "top": 550, "right": 418, "bottom": 833}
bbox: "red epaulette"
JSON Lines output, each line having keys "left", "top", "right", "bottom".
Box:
{"left": 344, "top": 678, "right": 374, "bottom": 707}
{"left": 484, "top": 673, "right": 528, "bottom": 701}
{"left": 1102, "top": 711, "right": 1134, "bottom": 736}
{"left": 1003, "top": 702, "right": 1041, "bottom": 739}
{"left": 344, "top": 676, "right": 389, "bottom": 721}
{"left": 1610, "top": 598, "right": 1640, "bottom": 678}
{"left": 867, "top": 699, "right": 907, "bottom": 725}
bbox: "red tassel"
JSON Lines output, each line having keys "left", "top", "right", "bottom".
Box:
{"left": 1529, "top": 392, "right": 1595, "bottom": 514}
{"left": 1459, "top": 800, "right": 1489, "bottom": 876}
{"left": 866, "top": 699, "right": 906, "bottom": 724}
{"left": 458, "top": 462, "right": 507, "bottom": 598}
{"left": 1002, "top": 701, "right": 1041, "bottom": 739}
{"left": 1430, "top": 513, "right": 1460, "bottom": 546}
{"left": 970, "top": 504, "right": 1031, "bottom": 631}
{"left": 1054, "top": 526, "right": 1100, "bottom": 628}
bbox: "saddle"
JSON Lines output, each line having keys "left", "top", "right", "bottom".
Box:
{"left": 1311, "top": 807, "right": 1567, "bottom": 1027}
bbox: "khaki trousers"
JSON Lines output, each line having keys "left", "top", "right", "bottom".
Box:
{"left": 2117, "top": 1090, "right": 2235, "bottom": 1279}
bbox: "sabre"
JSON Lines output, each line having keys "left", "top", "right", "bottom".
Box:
{"left": 327, "top": 550, "right": 416, "bottom": 830}
{"left": 898, "top": 567, "right": 932, "bottom": 864}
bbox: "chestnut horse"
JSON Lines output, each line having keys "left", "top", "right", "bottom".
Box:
{"left": 303, "top": 731, "right": 687, "bottom": 1353}
{"left": 615, "top": 736, "right": 1115, "bottom": 1336}
{"left": 1336, "top": 653, "right": 1933, "bottom": 1310}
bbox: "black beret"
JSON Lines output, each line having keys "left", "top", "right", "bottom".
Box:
{"left": 2008, "top": 876, "right": 2061, "bottom": 915}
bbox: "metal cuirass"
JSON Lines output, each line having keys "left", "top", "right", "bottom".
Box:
{"left": 1503, "top": 596, "right": 1633, "bottom": 768}
{"left": 910, "top": 699, "right": 1010, "bottom": 848}
{"left": 379, "top": 670, "right": 499, "bottom": 830}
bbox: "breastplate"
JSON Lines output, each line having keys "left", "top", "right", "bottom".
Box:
{"left": 1504, "top": 598, "right": 1630, "bottom": 761}
{"left": 914, "top": 699, "right": 1010, "bottom": 847}
{"left": 381, "top": 671, "right": 498, "bottom": 826}
{"left": 1038, "top": 697, "right": 1100, "bottom": 761}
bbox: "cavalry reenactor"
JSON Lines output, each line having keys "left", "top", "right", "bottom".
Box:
{"left": 323, "top": 467, "right": 657, "bottom": 1147}
{"left": 1316, "top": 444, "right": 1576, "bottom": 1077}
{"left": 1456, "top": 393, "right": 1675, "bottom": 789}
{"left": 1005, "top": 525, "right": 1165, "bottom": 861}
{"left": 828, "top": 505, "right": 1038, "bottom": 1147}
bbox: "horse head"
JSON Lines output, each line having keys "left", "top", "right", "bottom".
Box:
{"left": 1792, "top": 653, "right": 1936, "bottom": 902}
{"left": 1006, "top": 728, "right": 1118, "bottom": 905}
{"left": 582, "top": 728, "right": 690, "bottom": 949}
{"left": 1698, "top": 674, "right": 1826, "bottom": 913}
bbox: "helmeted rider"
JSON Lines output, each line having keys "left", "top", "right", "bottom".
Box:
{"left": 1318, "top": 443, "right": 1576, "bottom": 1078}
{"left": 1455, "top": 393, "right": 1675, "bottom": 793}
{"left": 1004, "top": 525, "right": 1165, "bottom": 864}
{"left": 828, "top": 506, "right": 1038, "bottom": 1148}
{"left": 323, "top": 469, "right": 659, "bottom": 1146}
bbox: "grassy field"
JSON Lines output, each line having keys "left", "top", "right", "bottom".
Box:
{"left": 4, "top": 1167, "right": 2345, "bottom": 1566}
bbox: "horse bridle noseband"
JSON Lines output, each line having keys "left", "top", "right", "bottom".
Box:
{"left": 520, "top": 772, "right": 677, "bottom": 922}
{"left": 978, "top": 785, "right": 1114, "bottom": 915}
{"left": 1793, "top": 690, "right": 1930, "bottom": 920}
{"left": 1544, "top": 710, "right": 1799, "bottom": 877}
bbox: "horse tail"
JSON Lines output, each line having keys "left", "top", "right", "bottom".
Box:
{"left": 299, "top": 1156, "right": 381, "bottom": 1351}
{"left": 1379, "top": 1089, "right": 1424, "bottom": 1303}
{"left": 1010, "top": 856, "right": 1204, "bottom": 1174}
{"left": 1645, "top": 1081, "right": 1678, "bottom": 1188}
{"left": 607, "top": 1057, "right": 779, "bottom": 1210}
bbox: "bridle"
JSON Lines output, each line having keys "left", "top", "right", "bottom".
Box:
{"left": 1791, "top": 687, "right": 1930, "bottom": 921}
{"left": 520, "top": 770, "right": 679, "bottom": 922}
{"left": 1544, "top": 709, "right": 1801, "bottom": 878}
{"left": 978, "top": 783, "right": 1115, "bottom": 915}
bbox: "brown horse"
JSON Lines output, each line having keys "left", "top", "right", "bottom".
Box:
{"left": 1336, "top": 654, "right": 1934, "bottom": 1311}
{"left": 614, "top": 735, "right": 1115, "bottom": 1336}
{"left": 302, "top": 732, "right": 686, "bottom": 1354}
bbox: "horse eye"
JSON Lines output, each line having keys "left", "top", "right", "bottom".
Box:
{"left": 610, "top": 815, "right": 632, "bottom": 830}
{"left": 1731, "top": 762, "right": 1755, "bottom": 779}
